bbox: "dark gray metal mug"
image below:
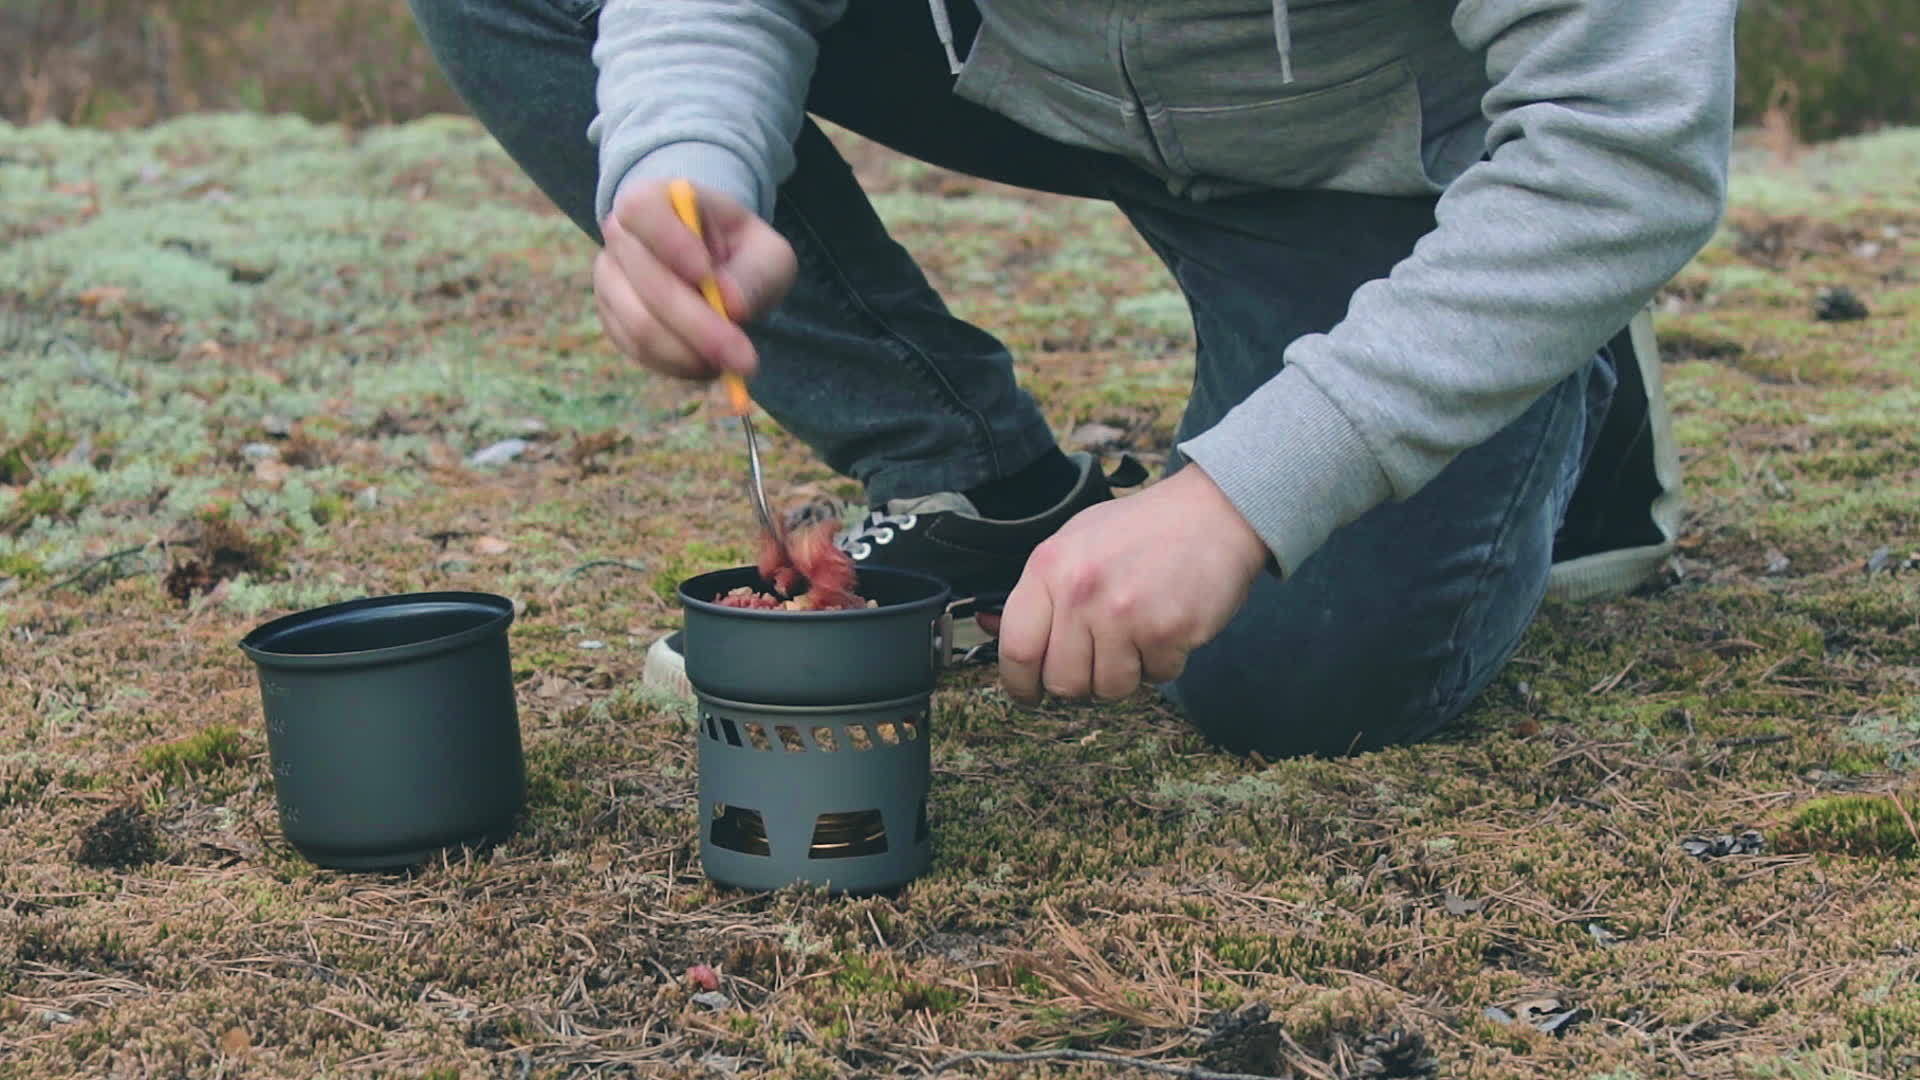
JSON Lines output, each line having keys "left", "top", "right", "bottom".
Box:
{"left": 238, "top": 592, "right": 525, "bottom": 870}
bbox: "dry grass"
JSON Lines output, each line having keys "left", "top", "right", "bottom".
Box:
{"left": 3, "top": 109, "right": 1920, "bottom": 1078}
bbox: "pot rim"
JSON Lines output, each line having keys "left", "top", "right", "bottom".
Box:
{"left": 238, "top": 590, "right": 514, "bottom": 671}
{"left": 677, "top": 565, "right": 950, "bottom": 620}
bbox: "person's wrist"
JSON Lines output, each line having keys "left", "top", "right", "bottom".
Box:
{"left": 1175, "top": 464, "right": 1270, "bottom": 579}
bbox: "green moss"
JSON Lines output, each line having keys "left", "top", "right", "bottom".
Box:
{"left": 139, "top": 724, "right": 249, "bottom": 785}
{"left": 897, "top": 981, "right": 964, "bottom": 1014}
{"left": 832, "top": 952, "right": 887, "bottom": 994}
{"left": 1851, "top": 989, "right": 1920, "bottom": 1051}
{"left": 0, "top": 426, "right": 76, "bottom": 485}
{"left": 0, "top": 548, "right": 44, "bottom": 581}
{"left": 1208, "top": 931, "right": 1378, "bottom": 983}
{"left": 1779, "top": 794, "right": 1920, "bottom": 858}
{"left": 0, "top": 472, "right": 94, "bottom": 535}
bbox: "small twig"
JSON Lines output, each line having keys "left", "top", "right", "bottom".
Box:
{"left": 1586, "top": 660, "right": 1637, "bottom": 695}
{"left": 925, "top": 1048, "right": 1288, "bottom": 1079}
{"left": 566, "top": 559, "right": 649, "bottom": 578}
{"left": 41, "top": 546, "right": 148, "bottom": 592}
{"left": 1714, "top": 734, "right": 1791, "bottom": 749}
{"left": 1886, "top": 789, "right": 1920, "bottom": 851}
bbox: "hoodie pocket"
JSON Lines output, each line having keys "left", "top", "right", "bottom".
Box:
{"left": 1159, "top": 56, "right": 1440, "bottom": 198}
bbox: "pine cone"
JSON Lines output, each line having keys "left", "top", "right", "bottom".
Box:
{"left": 1350, "top": 1029, "right": 1436, "bottom": 1079}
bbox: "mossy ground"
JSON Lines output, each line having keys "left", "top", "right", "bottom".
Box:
{"left": 3, "top": 114, "right": 1919, "bottom": 1078}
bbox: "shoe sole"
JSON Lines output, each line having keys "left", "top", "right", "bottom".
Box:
{"left": 1546, "top": 542, "right": 1672, "bottom": 601}
{"left": 642, "top": 634, "right": 694, "bottom": 701}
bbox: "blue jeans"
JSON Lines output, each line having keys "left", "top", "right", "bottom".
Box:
{"left": 410, "top": 0, "right": 1616, "bottom": 758}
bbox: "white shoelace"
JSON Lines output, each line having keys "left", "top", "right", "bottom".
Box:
{"left": 836, "top": 511, "right": 919, "bottom": 560}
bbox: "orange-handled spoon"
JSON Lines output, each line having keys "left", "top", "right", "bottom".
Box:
{"left": 666, "top": 179, "right": 788, "bottom": 562}
{"left": 667, "top": 180, "right": 752, "bottom": 418}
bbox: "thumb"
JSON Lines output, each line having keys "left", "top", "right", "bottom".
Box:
{"left": 714, "top": 221, "right": 797, "bottom": 323}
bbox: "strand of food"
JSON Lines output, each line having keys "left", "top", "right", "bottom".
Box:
{"left": 714, "top": 517, "right": 876, "bottom": 611}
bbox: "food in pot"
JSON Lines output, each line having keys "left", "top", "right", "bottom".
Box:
{"left": 714, "top": 518, "right": 874, "bottom": 611}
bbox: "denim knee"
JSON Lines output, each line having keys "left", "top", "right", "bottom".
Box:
{"left": 1160, "top": 610, "right": 1468, "bottom": 760}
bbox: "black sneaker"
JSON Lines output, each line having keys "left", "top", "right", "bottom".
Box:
{"left": 642, "top": 451, "right": 1146, "bottom": 696}
{"left": 1548, "top": 306, "right": 1686, "bottom": 600}
{"left": 834, "top": 451, "right": 1147, "bottom": 615}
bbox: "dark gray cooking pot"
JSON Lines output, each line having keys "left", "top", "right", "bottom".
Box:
{"left": 676, "top": 566, "right": 952, "bottom": 706}
{"left": 238, "top": 591, "right": 525, "bottom": 871}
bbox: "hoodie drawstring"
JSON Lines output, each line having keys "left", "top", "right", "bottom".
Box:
{"left": 1273, "top": 0, "right": 1295, "bottom": 83}
{"left": 929, "top": 0, "right": 965, "bottom": 75}
{"left": 925, "top": 1, "right": 1294, "bottom": 84}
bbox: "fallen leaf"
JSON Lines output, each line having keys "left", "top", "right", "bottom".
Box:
{"left": 1680, "top": 830, "right": 1765, "bottom": 859}
{"left": 1534, "top": 1007, "right": 1588, "bottom": 1036}
{"left": 473, "top": 535, "right": 512, "bottom": 556}
{"left": 1506, "top": 997, "right": 1589, "bottom": 1036}
{"left": 218, "top": 1026, "right": 251, "bottom": 1054}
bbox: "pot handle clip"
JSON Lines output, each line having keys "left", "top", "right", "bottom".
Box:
{"left": 932, "top": 611, "right": 954, "bottom": 672}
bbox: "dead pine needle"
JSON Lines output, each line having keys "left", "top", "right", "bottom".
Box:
{"left": 1887, "top": 789, "right": 1920, "bottom": 850}
{"left": 565, "top": 558, "right": 649, "bottom": 578}
{"left": 925, "top": 1047, "right": 1288, "bottom": 1080}
{"left": 42, "top": 545, "right": 150, "bottom": 591}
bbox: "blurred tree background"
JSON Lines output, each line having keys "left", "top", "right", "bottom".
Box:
{"left": 2, "top": 0, "right": 1916, "bottom": 144}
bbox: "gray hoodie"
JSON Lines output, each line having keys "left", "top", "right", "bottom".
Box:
{"left": 587, "top": 0, "right": 1736, "bottom": 578}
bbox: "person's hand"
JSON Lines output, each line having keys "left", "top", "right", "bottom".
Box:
{"left": 994, "top": 464, "right": 1270, "bottom": 702}
{"left": 595, "top": 178, "right": 797, "bottom": 382}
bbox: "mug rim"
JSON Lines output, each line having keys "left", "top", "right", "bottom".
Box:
{"left": 238, "top": 590, "right": 514, "bottom": 671}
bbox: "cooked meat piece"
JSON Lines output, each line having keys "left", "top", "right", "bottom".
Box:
{"left": 714, "top": 518, "right": 872, "bottom": 610}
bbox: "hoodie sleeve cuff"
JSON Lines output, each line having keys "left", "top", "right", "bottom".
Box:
{"left": 1176, "top": 363, "right": 1394, "bottom": 579}
{"left": 598, "top": 141, "right": 769, "bottom": 227}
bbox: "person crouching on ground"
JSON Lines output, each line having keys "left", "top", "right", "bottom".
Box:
{"left": 409, "top": 0, "right": 1735, "bottom": 759}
